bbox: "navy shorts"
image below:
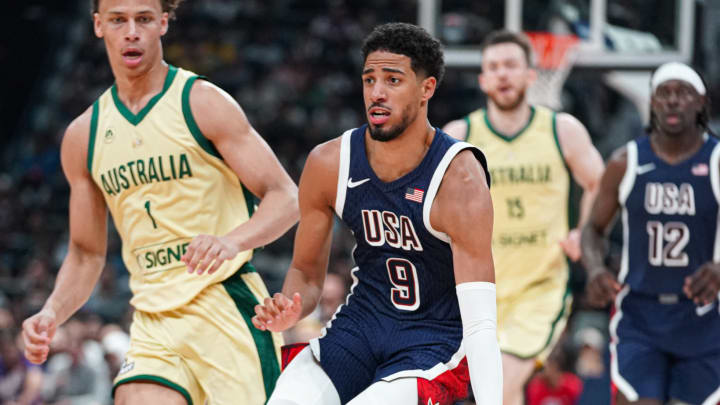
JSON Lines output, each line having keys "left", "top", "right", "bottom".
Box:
{"left": 311, "top": 305, "right": 468, "bottom": 404}
{"left": 610, "top": 288, "right": 720, "bottom": 403}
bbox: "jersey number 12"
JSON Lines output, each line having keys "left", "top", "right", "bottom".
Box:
{"left": 646, "top": 221, "right": 689, "bottom": 267}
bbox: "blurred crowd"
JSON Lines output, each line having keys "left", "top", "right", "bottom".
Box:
{"left": 1, "top": 0, "right": 719, "bottom": 404}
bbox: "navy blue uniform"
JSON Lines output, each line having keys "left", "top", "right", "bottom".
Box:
{"left": 309, "top": 126, "right": 488, "bottom": 404}
{"left": 612, "top": 134, "right": 720, "bottom": 404}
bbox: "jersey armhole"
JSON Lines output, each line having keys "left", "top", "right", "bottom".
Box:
{"left": 423, "top": 143, "right": 488, "bottom": 243}
{"left": 87, "top": 99, "right": 100, "bottom": 173}
{"left": 618, "top": 140, "right": 638, "bottom": 205}
{"left": 181, "top": 75, "right": 221, "bottom": 159}
{"left": 181, "top": 75, "right": 258, "bottom": 217}
{"left": 333, "top": 129, "right": 354, "bottom": 219}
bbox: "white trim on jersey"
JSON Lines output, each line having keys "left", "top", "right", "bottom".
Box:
{"left": 618, "top": 140, "right": 638, "bottom": 205}
{"left": 380, "top": 343, "right": 466, "bottom": 382}
{"left": 310, "top": 266, "right": 360, "bottom": 362}
{"left": 619, "top": 207, "right": 631, "bottom": 284}
{"left": 710, "top": 140, "right": 720, "bottom": 262}
{"left": 423, "top": 142, "right": 482, "bottom": 243}
{"left": 334, "top": 129, "right": 354, "bottom": 219}
{"left": 618, "top": 141, "right": 638, "bottom": 285}
{"left": 609, "top": 285, "right": 639, "bottom": 402}
{"left": 703, "top": 384, "right": 720, "bottom": 405}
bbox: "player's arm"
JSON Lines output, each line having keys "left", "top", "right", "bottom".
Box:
{"left": 556, "top": 113, "right": 605, "bottom": 261}
{"left": 22, "top": 109, "right": 108, "bottom": 364}
{"left": 431, "top": 150, "right": 501, "bottom": 405}
{"left": 252, "top": 140, "right": 340, "bottom": 332}
{"left": 442, "top": 118, "right": 469, "bottom": 141}
{"left": 181, "top": 80, "right": 299, "bottom": 274}
{"left": 581, "top": 147, "right": 627, "bottom": 307}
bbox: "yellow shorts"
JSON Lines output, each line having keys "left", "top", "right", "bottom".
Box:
{"left": 497, "top": 276, "right": 571, "bottom": 363}
{"left": 113, "top": 268, "right": 283, "bottom": 405}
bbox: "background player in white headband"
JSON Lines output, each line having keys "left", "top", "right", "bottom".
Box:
{"left": 582, "top": 61, "right": 720, "bottom": 405}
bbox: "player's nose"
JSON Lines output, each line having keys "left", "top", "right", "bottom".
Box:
{"left": 125, "top": 20, "right": 140, "bottom": 42}
{"left": 370, "top": 83, "right": 387, "bottom": 102}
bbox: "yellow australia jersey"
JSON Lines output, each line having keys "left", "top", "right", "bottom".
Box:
{"left": 465, "top": 106, "right": 570, "bottom": 301}
{"left": 87, "top": 65, "right": 255, "bottom": 312}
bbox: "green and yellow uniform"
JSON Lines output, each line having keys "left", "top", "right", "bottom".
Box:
{"left": 464, "top": 106, "right": 571, "bottom": 361}
{"left": 88, "top": 65, "right": 281, "bottom": 404}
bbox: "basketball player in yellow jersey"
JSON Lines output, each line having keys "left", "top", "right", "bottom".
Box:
{"left": 443, "top": 30, "right": 604, "bottom": 405}
{"left": 20, "top": 0, "right": 299, "bottom": 404}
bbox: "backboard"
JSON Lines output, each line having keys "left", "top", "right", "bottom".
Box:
{"left": 418, "top": 0, "right": 695, "bottom": 70}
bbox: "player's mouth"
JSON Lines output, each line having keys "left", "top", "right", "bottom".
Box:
{"left": 498, "top": 85, "right": 514, "bottom": 95}
{"left": 122, "top": 48, "right": 144, "bottom": 67}
{"left": 665, "top": 113, "right": 681, "bottom": 125}
{"left": 368, "top": 106, "right": 391, "bottom": 126}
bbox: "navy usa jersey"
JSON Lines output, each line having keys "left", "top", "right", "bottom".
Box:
{"left": 618, "top": 134, "right": 720, "bottom": 295}
{"left": 333, "top": 125, "right": 488, "bottom": 323}
{"left": 310, "top": 125, "right": 488, "bottom": 403}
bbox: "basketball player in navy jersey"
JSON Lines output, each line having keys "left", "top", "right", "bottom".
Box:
{"left": 582, "top": 62, "right": 720, "bottom": 404}
{"left": 252, "top": 23, "right": 502, "bottom": 405}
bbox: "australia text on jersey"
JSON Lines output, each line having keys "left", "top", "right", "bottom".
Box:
{"left": 99, "top": 153, "right": 194, "bottom": 196}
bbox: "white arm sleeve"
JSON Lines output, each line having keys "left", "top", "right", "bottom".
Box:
{"left": 456, "top": 282, "right": 502, "bottom": 405}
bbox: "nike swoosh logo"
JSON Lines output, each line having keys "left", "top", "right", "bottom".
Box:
{"left": 347, "top": 178, "right": 370, "bottom": 188}
{"left": 636, "top": 163, "right": 656, "bottom": 175}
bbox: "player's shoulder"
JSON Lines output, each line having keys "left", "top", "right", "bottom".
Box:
{"left": 604, "top": 142, "right": 631, "bottom": 177}
{"left": 440, "top": 148, "right": 490, "bottom": 199}
{"left": 442, "top": 118, "right": 469, "bottom": 141}
{"left": 303, "top": 135, "right": 343, "bottom": 177}
{"left": 554, "top": 111, "right": 589, "bottom": 135}
{"left": 63, "top": 105, "right": 95, "bottom": 149}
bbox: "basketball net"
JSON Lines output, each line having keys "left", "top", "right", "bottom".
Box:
{"left": 525, "top": 32, "right": 580, "bottom": 111}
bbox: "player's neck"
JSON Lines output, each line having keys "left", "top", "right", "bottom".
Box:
{"left": 365, "top": 119, "right": 435, "bottom": 183}
{"left": 650, "top": 127, "right": 706, "bottom": 164}
{"left": 486, "top": 101, "right": 532, "bottom": 138}
{"left": 112, "top": 61, "right": 169, "bottom": 114}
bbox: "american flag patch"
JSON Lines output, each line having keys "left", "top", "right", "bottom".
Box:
{"left": 692, "top": 163, "right": 709, "bottom": 176}
{"left": 405, "top": 187, "right": 424, "bottom": 203}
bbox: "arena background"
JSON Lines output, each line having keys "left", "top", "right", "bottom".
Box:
{"left": 1, "top": 1, "right": 719, "bottom": 403}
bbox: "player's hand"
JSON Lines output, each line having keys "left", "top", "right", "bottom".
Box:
{"left": 182, "top": 234, "right": 239, "bottom": 275}
{"left": 559, "top": 228, "right": 582, "bottom": 262}
{"left": 586, "top": 269, "right": 621, "bottom": 308}
{"left": 684, "top": 262, "right": 720, "bottom": 306}
{"left": 21, "top": 308, "right": 57, "bottom": 364}
{"left": 252, "top": 292, "right": 303, "bottom": 333}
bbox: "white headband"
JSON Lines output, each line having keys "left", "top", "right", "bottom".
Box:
{"left": 651, "top": 62, "right": 706, "bottom": 95}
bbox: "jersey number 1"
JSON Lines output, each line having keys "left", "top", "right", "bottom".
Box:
{"left": 386, "top": 258, "right": 420, "bottom": 311}
{"left": 144, "top": 200, "right": 158, "bottom": 229}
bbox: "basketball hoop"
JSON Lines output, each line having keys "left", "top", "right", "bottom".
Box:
{"left": 525, "top": 32, "right": 580, "bottom": 111}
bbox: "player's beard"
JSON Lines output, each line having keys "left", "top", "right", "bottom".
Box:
{"left": 368, "top": 104, "right": 414, "bottom": 142}
{"left": 489, "top": 87, "right": 526, "bottom": 111}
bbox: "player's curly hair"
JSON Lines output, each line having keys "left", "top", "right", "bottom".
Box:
{"left": 90, "top": 0, "right": 184, "bottom": 19}
{"left": 362, "top": 22, "right": 445, "bottom": 86}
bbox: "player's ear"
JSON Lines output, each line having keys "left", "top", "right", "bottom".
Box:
{"left": 160, "top": 12, "right": 169, "bottom": 36}
{"left": 526, "top": 67, "right": 538, "bottom": 87}
{"left": 421, "top": 76, "right": 437, "bottom": 102}
{"left": 478, "top": 73, "right": 488, "bottom": 93}
{"left": 93, "top": 13, "right": 103, "bottom": 38}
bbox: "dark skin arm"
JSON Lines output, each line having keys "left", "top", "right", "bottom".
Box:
{"left": 581, "top": 148, "right": 625, "bottom": 307}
